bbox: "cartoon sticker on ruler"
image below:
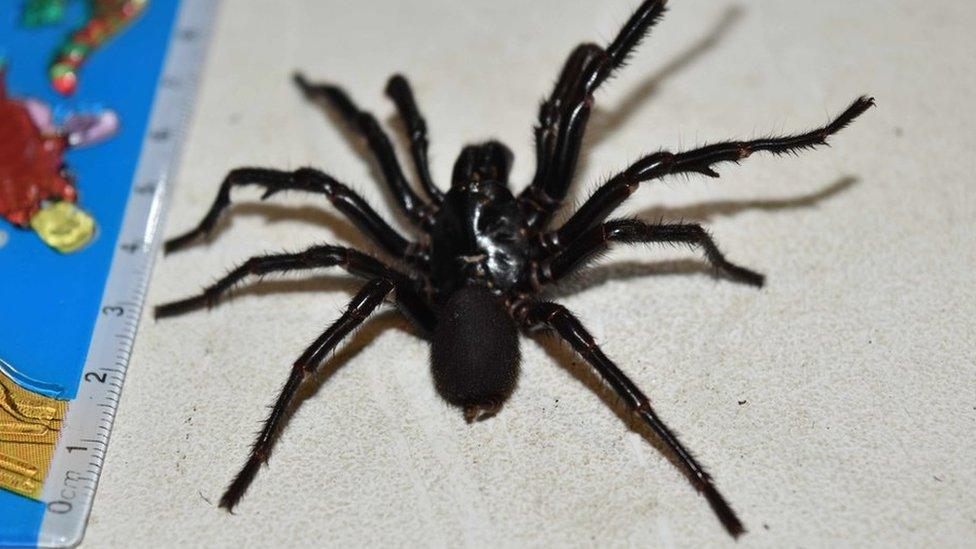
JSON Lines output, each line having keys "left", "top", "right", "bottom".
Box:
{"left": 0, "top": 360, "right": 68, "bottom": 501}
{"left": 23, "top": 0, "right": 150, "bottom": 95}
{"left": 0, "top": 64, "right": 118, "bottom": 252}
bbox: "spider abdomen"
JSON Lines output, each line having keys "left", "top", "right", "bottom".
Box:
{"left": 430, "top": 284, "right": 520, "bottom": 421}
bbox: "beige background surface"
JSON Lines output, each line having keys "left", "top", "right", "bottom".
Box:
{"left": 83, "top": 0, "right": 975, "bottom": 547}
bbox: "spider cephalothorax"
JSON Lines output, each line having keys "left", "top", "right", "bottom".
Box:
{"left": 157, "top": 0, "right": 873, "bottom": 537}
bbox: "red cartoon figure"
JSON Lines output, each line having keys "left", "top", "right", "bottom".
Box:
{"left": 0, "top": 66, "right": 118, "bottom": 252}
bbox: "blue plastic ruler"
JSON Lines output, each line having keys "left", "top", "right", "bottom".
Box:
{"left": 0, "top": 1, "right": 217, "bottom": 546}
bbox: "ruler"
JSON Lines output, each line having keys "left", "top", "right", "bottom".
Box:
{"left": 20, "top": 2, "right": 218, "bottom": 547}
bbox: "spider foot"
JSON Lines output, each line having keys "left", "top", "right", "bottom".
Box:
{"left": 154, "top": 292, "right": 217, "bottom": 319}
{"left": 722, "top": 264, "right": 765, "bottom": 288}
{"left": 292, "top": 72, "right": 318, "bottom": 97}
{"left": 219, "top": 454, "right": 264, "bottom": 513}
{"left": 155, "top": 299, "right": 192, "bottom": 319}
{"left": 260, "top": 188, "right": 281, "bottom": 200}
{"left": 701, "top": 482, "right": 746, "bottom": 538}
{"left": 163, "top": 229, "right": 207, "bottom": 255}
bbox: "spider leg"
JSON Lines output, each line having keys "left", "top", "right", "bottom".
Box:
{"left": 519, "top": 0, "right": 669, "bottom": 229}
{"left": 536, "top": 218, "right": 763, "bottom": 288}
{"left": 385, "top": 75, "right": 444, "bottom": 204}
{"left": 550, "top": 97, "right": 876, "bottom": 247}
{"left": 523, "top": 43, "right": 603, "bottom": 216}
{"left": 162, "top": 167, "right": 429, "bottom": 268}
{"left": 294, "top": 73, "right": 436, "bottom": 230}
{"left": 154, "top": 244, "right": 435, "bottom": 333}
{"left": 219, "top": 278, "right": 395, "bottom": 511}
{"left": 516, "top": 300, "right": 745, "bottom": 538}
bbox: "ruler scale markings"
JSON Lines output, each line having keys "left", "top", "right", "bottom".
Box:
{"left": 33, "top": 2, "right": 217, "bottom": 547}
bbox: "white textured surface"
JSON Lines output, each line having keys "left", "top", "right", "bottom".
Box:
{"left": 83, "top": 1, "right": 975, "bottom": 547}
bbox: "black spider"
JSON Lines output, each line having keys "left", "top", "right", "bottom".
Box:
{"left": 157, "top": 0, "right": 873, "bottom": 537}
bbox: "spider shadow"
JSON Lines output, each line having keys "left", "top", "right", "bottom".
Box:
{"left": 383, "top": 6, "right": 744, "bottom": 203}
{"left": 259, "top": 307, "right": 418, "bottom": 445}
{"left": 548, "top": 175, "right": 857, "bottom": 299}
{"left": 292, "top": 6, "right": 744, "bottom": 226}
{"left": 573, "top": 6, "right": 745, "bottom": 188}
{"left": 545, "top": 259, "right": 716, "bottom": 300}
{"left": 172, "top": 201, "right": 376, "bottom": 256}
{"left": 229, "top": 273, "right": 363, "bottom": 302}
{"left": 224, "top": 202, "right": 372, "bottom": 250}
{"left": 528, "top": 174, "right": 859, "bottom": 485}
{"left": 297, "top": 309, "right": 416, "bottom": 403}
{"left": 528, "top": 331, "right": 698, "bottom": 486}
{"left": 633, "top": 175, "right": 857, "bottom": 224}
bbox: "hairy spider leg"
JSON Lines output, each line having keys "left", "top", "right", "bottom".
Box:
{"left": 162, "top": 167, "right": 429, "bottom": 268}
{"left": 219, "top": 278, "right": 395, "bottom": 511}
{"left": 520, "top": 0, "right": 670, "bottom": 229}
{"left": 552, "top": 97, "right": 876, "bottom": 247}
{"left": 294, "top": 73, "right": 436, "bottom": 229}
{"left": 522, "top": 43, "right": 602, "bottom": 220}
{"left": 385, "top": 75, "right": 444, "bottom": 204}
{"left": 154, "top": 244, "right": 435, "bottom": 333}
{"left": 518, "top": 300, "right": 745, "bottom": 537}
{"left": 537, "top": 219, "right": 764, "bottom": 287}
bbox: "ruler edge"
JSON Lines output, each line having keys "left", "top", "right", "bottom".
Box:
{"left": 32, "top": 2, "right": 221, "bottom": 547}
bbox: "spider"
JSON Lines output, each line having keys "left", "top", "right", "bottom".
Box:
{"left": 156, "top": 0, "right": 873, "bottom": 537}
